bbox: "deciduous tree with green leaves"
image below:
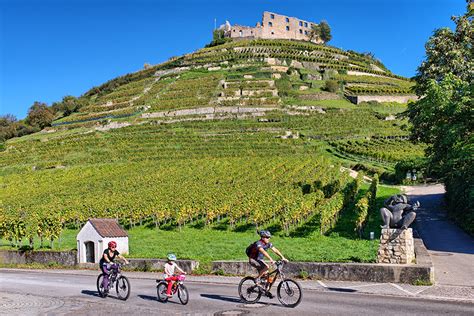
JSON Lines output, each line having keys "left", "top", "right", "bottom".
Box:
{"left": 308, "top": 24, "right": 320, "bottom": 42}
{"left": 406, "top": 9, "right": 473, "bottom": 234}
{"left": 26, "top": 101, "right": 54, "bottom": 129}
{"left": 319, "top": 20, "right": 332, "bottom": 43}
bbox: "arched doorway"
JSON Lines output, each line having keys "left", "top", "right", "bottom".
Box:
{"left": 85, "top": 241, "right": 95, "bottom": 263}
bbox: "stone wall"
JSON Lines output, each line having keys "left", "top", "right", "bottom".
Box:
{"left": 0, "top": 250, "right": 77, "bottom": 266}
{"left": 299, "top": 92, "right": 342, "bottom": 101}
{"left": 126, "top": 258, "right": 199, "bottom": 273}
{"left": 228, "top": 11, "right": 320, "bottom": 43}
{"left": 346, "top": 94, "right": 419, "bottom": 105}
{"left": 260, "top": 11, "right": 316, "bottom": 42}
{"left": 377, "top": 228, "right": 415, "bottom": 264}
{"left": 212, "top": 260, "right": 433, "bottom": 284}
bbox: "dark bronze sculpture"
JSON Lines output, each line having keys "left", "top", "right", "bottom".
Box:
{"left": 380, "top": 194, "right": 420, "bottom": 229}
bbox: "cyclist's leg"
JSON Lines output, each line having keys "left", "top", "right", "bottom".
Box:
{"left": 165, "top": 276, "right": 178, "bottom": 296}
{"left": 101, "top": 263, "right": 111, "bottom": 289}
{"left": 249, "top": 258, "right": 268, "bottom": 279}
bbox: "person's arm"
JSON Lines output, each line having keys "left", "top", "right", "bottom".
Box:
{"left": 258, "top": 248, "right": 274, "bottom": 264}
{"left": 271, "top": 246, "right": 288, "bottom": 262}
{"left": 175, "top": 263, "right": 186, "bottom": 274}
{"left": 118, "top": 254, "right": 129, "bottom": 264}
{"left": 103, "top": 250, "right": 110, "bottom": 263}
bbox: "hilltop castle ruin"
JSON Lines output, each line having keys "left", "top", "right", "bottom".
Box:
{"left": 219, "top": 12, "right": 322, "bottom": 44}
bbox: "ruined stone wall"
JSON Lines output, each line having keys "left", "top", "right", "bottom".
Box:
{"left": 260, "top": 11, "right": 316, "bottom": 42}
{"left": 228, "top": 25, "right": 260, "bottom": 38}
{"left": 228, "top": 11, "right": 320, "bottom": 43}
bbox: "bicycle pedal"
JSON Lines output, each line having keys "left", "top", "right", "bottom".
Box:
{"left": 265, "top": 292, "right": 274, "bottom": 299}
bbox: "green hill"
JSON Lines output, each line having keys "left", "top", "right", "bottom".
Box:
{"left": 0, "top": 39, "right": 424, "bottom": 264}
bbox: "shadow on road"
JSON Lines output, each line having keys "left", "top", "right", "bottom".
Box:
{"left": 81, "top": 290, "right": 101, "bottom": 298}
{"left": 413, "top": 193, "right": 474, "bottom": 255}
{"left": 326, "top": 287, "right": 357, "bottom": 293}
{"left": 200, "top": 294, "right": 241, "bottom": 303}
{"left": 138, "top": 294, "right": 181, "bottom": 305}
{"left": 201, "top": 294, "right": 282, "bottom": 307}
{"left": 81, "top": 290, "right": 123, "bottom": 301}
{"left": 138, "top": 294, "right": 157, "bottom": 302}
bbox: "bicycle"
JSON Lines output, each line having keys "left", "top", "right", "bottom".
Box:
{"left": 96, "top": 262, "right": 131, "bottom": 300}
{"left": 156, "top": 274, "right": 189, "bottom": 305}
{"left": 238, "top": 260, "right": 303, "bottom": 308}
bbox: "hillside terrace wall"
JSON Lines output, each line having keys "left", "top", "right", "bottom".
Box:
{"left": 346, "top": 95, "right": 419, "bottom": 105}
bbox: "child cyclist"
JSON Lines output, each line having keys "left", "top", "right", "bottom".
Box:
{"left": 164, "top": 253, "right": 186, "bottom": 297}
{"left": 246, "top": 230, "right": 288, "bottom": 282}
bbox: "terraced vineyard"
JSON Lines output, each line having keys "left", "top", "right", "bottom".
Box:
{"left": 0, "top": 39, "right": 425, "bottom": 262}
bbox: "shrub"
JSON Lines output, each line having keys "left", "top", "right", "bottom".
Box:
{"left": 394, "top": 157, "right": 428, "bottom": 184}
{"left": 324, "top": 80, "right": 339, "bottom": 93}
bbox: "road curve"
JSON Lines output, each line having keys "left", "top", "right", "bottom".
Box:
{"left": 403, "top": 184, "right": 474, "bottom": 287}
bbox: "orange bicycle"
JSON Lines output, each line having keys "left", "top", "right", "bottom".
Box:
{"left": 238, "top": 260, "right": 302, "bottom": 307}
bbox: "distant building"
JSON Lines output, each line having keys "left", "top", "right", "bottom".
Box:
{"left": 76, "top": 218, "right": 129, "bottom": 264}
{"left": 220, "top": 12, "right": 322, "bottom": 43}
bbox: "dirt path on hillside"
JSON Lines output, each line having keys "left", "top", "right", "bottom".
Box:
{"left": 402, "top": 184, "right": 474, "bottom": 286}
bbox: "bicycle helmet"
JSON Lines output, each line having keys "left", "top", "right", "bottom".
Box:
{"left": 259, "top": 230, "right": 271, "bottom": 238}
{"left": 167, "top": 253, "right": 177, "bottom": 261}
{"left": 108, "top": 241, "right": 117, "bottom": 248}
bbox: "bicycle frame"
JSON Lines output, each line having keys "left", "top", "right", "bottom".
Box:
{"left": 168, "top": 274, "right": 186, "bottom": 295}
{"left": 103, "top": 263, "right": 121, "bottom": 287}
{"left": 263, "top": 261, "right": 285, "bottom": 291}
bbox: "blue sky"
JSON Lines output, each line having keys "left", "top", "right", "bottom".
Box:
{"left": 0, "top": 0, "right": 467, "bottom": 119}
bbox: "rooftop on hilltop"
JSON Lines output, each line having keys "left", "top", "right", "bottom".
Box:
{"left": 219, "top": 11, "right": 322, "bottom": 44}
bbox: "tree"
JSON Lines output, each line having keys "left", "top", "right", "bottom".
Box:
{"left": 213, "top": 29, "right": 225, "bottom": 41}
{"left": 0, "top": 114, "right": 17, "bottom": 126}
{"left": 414, "top": 13, "right": 473, "bottom": 95}
{"left": 0, "top": 114, "right": 18, "bottom": 142}
{"left": 319, "top": 20, "right": 332, "bottom": 43}
{"left": 26, "top": 101, "right": 54, "bottom": 129}
{"left": 308, "top": 24, "right": 320, "bottom": 42}
{"left": 405, "top": 9, "right": 473, "bottom": 235}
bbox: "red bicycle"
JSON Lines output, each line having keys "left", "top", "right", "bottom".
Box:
{"left": 156, "top": 274, "right": 189, "bottom": 305}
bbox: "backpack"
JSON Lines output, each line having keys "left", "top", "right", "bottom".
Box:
{"left": 246, "top": 242, "right": 258, "bottom": 259}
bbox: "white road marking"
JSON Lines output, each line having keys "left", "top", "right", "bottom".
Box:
{"left": 390, "top": 283, "right": 415, "bottom": 296}
{"left": 317, "top": 280, "right": 327, "bottom": 288}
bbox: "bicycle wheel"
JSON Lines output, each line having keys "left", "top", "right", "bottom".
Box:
{"left": 276, "top": 279, "right": 303, "bottom": 308}
{"left": 115, "top": 276, "right": 131, "bottom": 301}
{"left": 178, "top": 284, "right": 189, "bottom": 305}
{"left": 96, "top": 274, "right": 108, "bottom": 298}
{"left": 156, "top": 281, "right": 169, "bottom": 302}
{"left": 238, "top": 276, "right": 262, "bottom": 304}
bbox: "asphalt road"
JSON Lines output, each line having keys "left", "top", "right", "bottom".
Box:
{"left": 405, "top": 184, "right": 474, "bottom": 286}
{"left": 1, "top": 270, "right": 473, "bottom": 315}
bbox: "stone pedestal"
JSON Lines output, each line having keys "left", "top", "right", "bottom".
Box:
{"left": 377, "top": 228, "right": 415, "bottom": 264}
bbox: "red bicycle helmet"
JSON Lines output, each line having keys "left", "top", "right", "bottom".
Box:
{"left": 108, "top": 241, "right": 117, "bottom": 248}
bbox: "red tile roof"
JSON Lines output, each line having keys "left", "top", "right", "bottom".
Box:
{"left": 88, "top": 218, "right": 128, "bottom": 238}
